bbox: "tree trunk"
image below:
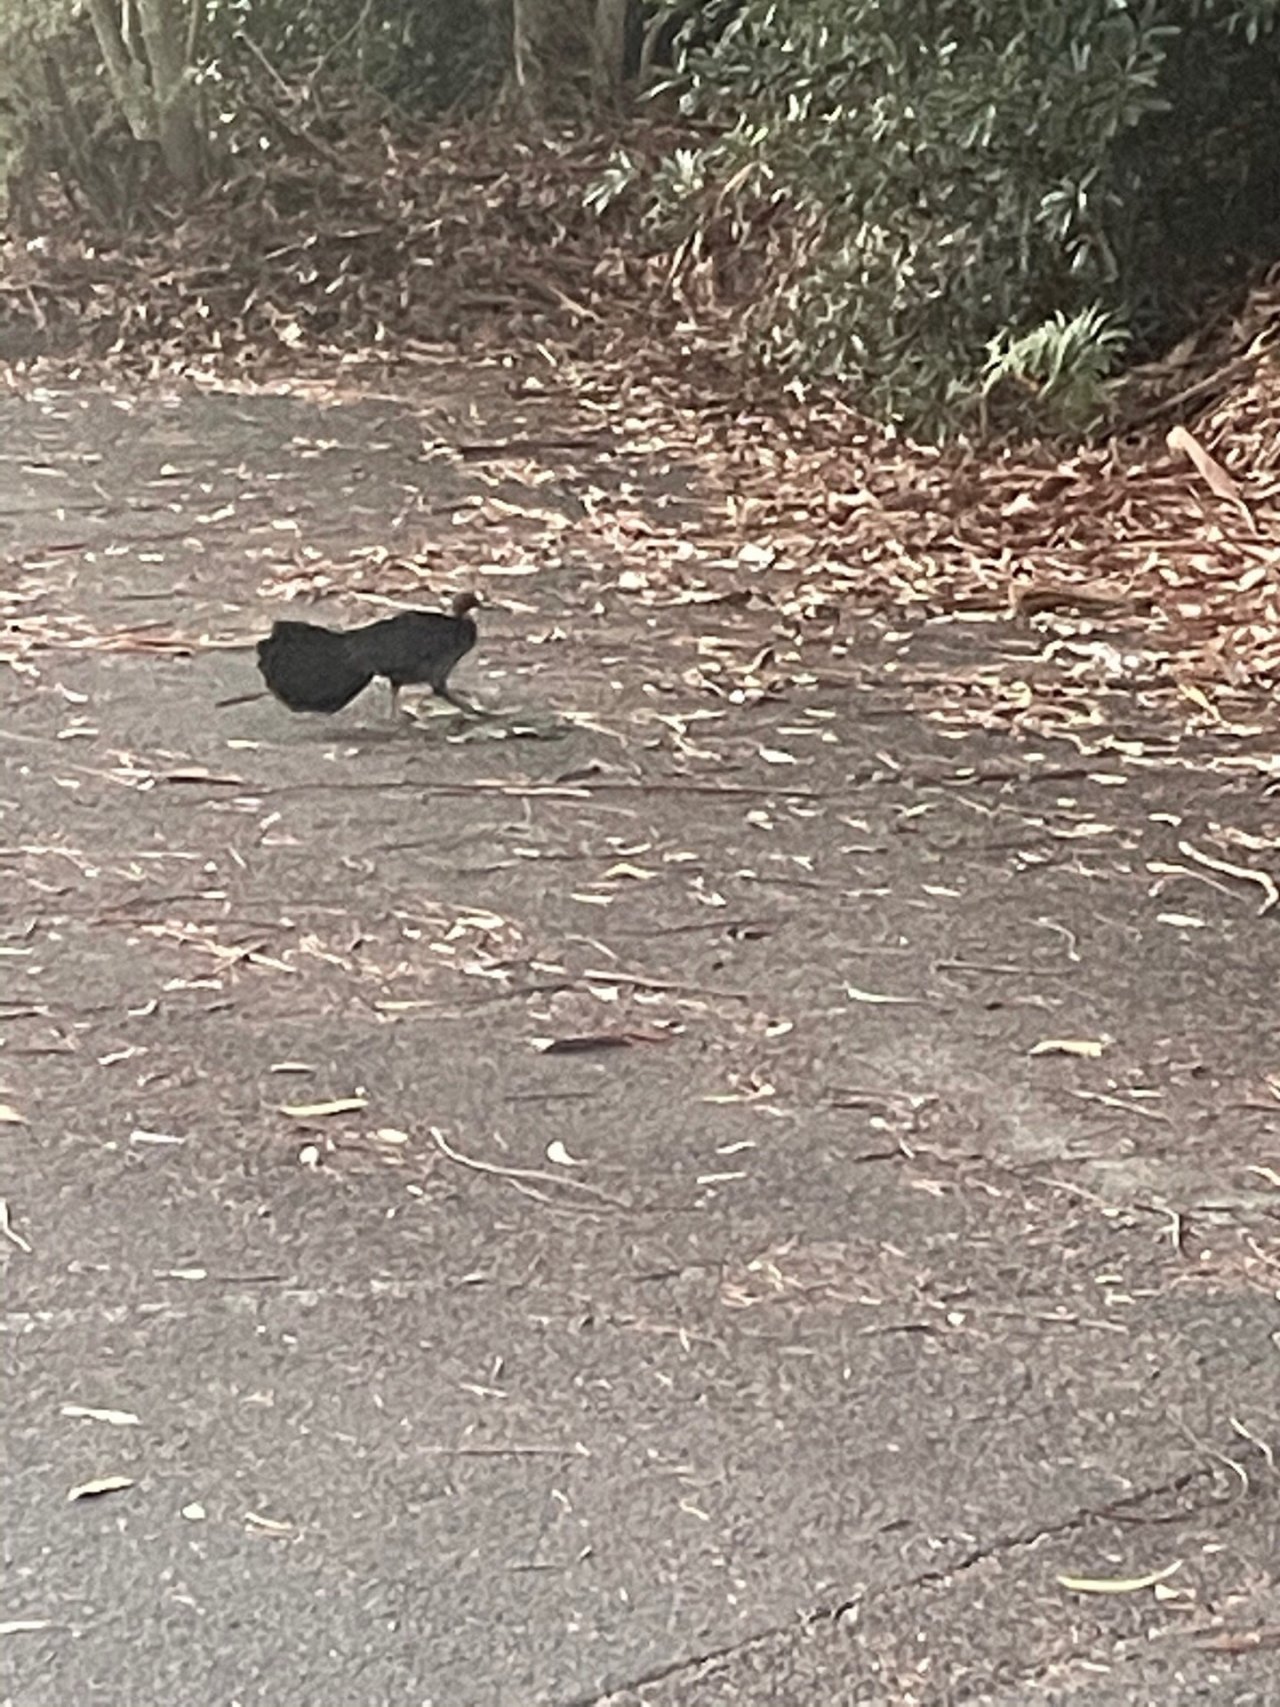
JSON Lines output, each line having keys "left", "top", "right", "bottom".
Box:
{"left": 591, "top": 0, "right": 631, "bottom": 107}
{"left": 84, "top": 0, "right": 208, "bottom": 194}
{"left": 137, "top": 0, "right": 206, "bottom": 193}
{"left": 84, "top": 0, "right": 155, "bottom": 141}
{"left": 508, "top": 0, "right": 630, "bottom": 115}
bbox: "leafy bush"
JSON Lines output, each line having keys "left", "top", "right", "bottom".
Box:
{"left": 981, "top": 305, "right": 1130, "bottom": 435}
{"left": 206, "top": 0, "right": 504, "bottom": 115}
{"left": 637, "top": 0, "right": 1280, "bottom": 434}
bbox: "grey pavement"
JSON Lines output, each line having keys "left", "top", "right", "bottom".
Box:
{"left": 2, "top": 379, "right": 1279, "bottom": 1707}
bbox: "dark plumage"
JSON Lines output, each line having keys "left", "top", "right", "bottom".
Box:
{"left": 254, "top": 619, "right": 375, "bottom": 714}
{"left": 256, "top": 591, "right": 481, "bottom": 717}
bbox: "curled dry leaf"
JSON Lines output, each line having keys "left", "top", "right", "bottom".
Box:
{"left": 546, "top": 1141, "right": 586, "bottom": 1167}
{"left": 1174, "top": 680, "right": 1219, "bottom": 718}
{"left": 1057, "top": 1561, "right": 1182, "bottom": 1595}
{"left": 1194, "top": 1628, "right": 1280, "bottom": 1654}
{"left": 535, "top": 1030, "right": 674, "bottom": 1054}
{"left": 0, "top": 1198, "right": 32, "bottom": 1253}
{"left": 1166, "top": 424, "right": 1249, "bottom": 517}
{"left": 536, "top": 1035, "right": 631, "bottom": 1054}
{"left": 244, "top": 1511, "right": 294, "bottom": 1537}
{"left": 279, "top": 1098, "right": 368, "bottom": 1118}
{"left": 67, "top": 1474, "right": 134, "bottom": 1502}
{"left": 1178, "top": 840, "right": 1278, "bottom": 914}
{"left": 61, "top": 1404, "right": 141, "bottom": 1427}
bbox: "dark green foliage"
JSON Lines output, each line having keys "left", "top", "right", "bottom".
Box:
{"left": 207, "top": 0, "right": 505, "bottom": 115}
{"left": 635, "top": 0, "right": 1280, "bottom": 433}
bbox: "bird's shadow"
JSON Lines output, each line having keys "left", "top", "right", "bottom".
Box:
{"left": 407, "top": 703, "right": 569, "bottom": 743}
{"left": 226, "top": 689, "right": 569, "bottom": 744}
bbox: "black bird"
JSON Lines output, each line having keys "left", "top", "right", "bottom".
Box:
{"left": 256, "top": 591, "right": 482, "bottom": 718}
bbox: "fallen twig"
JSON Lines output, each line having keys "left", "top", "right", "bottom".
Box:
{"left": 1178, "top": 839, "right": 1279, "bottom": 914}
{"left": 428, "top": 1126, "right": 629, "bottom": 1209}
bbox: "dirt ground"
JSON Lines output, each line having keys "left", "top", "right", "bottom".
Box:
{"left": 3, "top": 373, "right": 1280, "bottom": 1707}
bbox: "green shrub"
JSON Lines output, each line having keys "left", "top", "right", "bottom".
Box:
{"left": 638, "top": 0, "right": 1280, "bottom": 434}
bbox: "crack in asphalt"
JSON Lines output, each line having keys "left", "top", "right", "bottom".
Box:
{"left": 558, "top": 1467, "right": 1217, "bottom": 1707}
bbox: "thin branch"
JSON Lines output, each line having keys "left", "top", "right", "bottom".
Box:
{"left": 428, "top": 1126, "right": 629, "bottom": 1208}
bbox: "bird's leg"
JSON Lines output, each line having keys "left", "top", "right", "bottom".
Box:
{"left": 388, "top": 681, "right": 401, "bottom": 720}
{"left": 436, "top": 684, "right": 488, "bottom": 717}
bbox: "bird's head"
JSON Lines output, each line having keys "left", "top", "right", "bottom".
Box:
{"left": 451, "top": 590, "right": 480, "bottom": 617}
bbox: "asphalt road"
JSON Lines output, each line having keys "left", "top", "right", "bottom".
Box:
{"left": 3, "top": 379, "right": 1279, "bottom": 1707}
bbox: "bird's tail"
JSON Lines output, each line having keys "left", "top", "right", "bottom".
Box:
{"left": 255, "top": 620, "right": 375, "bottom": 714}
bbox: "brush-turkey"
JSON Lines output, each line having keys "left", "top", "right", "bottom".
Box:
{"left": 256, "top": 591, "right": 481, "bottom": 717}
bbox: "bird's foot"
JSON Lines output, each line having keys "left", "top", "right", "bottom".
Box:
{"left": 437, "top": 689, "right": 490, "bottom": 718}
